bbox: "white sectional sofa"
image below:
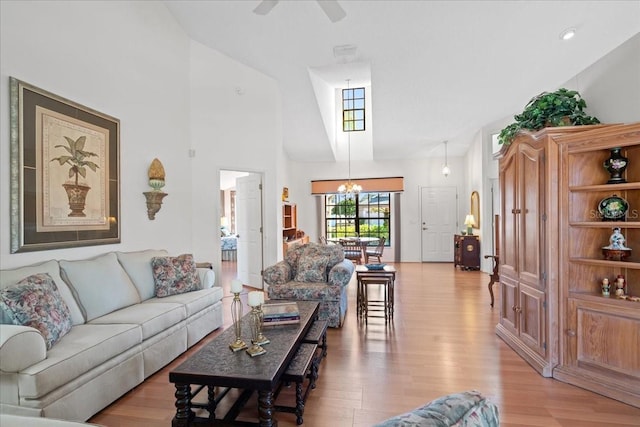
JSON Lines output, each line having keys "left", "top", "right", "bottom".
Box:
{"left": 0, "top": 249, "right": 224, "bottom": 422}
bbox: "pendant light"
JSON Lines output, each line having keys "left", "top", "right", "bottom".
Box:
{"left": 338, "top": 79, "right": 362, "bottom": 195}
{"left": 442, "top": 140, "right": 451, "bottom": 177}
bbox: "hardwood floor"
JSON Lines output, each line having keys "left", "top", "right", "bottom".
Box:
{"left": 90, "top": 262, "right": 640, "bottom": 426}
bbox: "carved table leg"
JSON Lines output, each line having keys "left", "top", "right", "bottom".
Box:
{"left": 294, "top": 382, "right": 304, "bottom": 425}
{"left": 173, "top": 383, "right": 193, "bottom": 427}
{"left": 258, "top": 389, "right": 277, "bottom": 427}
{"left": 207, "top": 385, "right": 217, "bottom": 419}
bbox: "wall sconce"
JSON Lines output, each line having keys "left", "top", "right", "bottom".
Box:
{"left": 143, "top": 158, "right": 168, "bottom": 220}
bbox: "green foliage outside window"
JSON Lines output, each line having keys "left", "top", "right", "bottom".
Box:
{"left": 330, "top": 199, "right": 356, "bottom": 216}
{"left": 324, "top": 193, "right": 390, "bottom": 244}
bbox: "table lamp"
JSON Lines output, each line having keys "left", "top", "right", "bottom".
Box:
{"left": 464, "top": 214, "right": 476, "bottom": 236}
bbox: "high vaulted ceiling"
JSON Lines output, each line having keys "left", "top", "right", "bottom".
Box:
{"left": 164, "top": 1, "right": 639, "bottom": 162}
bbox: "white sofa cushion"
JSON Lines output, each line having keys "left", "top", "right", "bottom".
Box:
{"left": 89, "top": 302, "right": 185, "bottom": 340}
{"left": 0, "top": 260, "right": 84, "bottom": 326}
{"left": 115, "top": 249, "right": 169, "bottom": 301}
{"left": 18, "top": 323, "right": 141, "bottom": 399}
{"left": 59, "top": 253, "right": 140, "bottom": 321}
{"left": 143, "top": 287, "right": 224, "bottom": 317}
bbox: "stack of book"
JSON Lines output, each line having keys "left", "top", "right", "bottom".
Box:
{"left": 262, "top": 302, "right": 300, "bottom": 326}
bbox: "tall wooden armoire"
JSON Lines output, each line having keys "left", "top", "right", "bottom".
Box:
{"left": 495, "top": 125, "right": 608, "bottom": 377}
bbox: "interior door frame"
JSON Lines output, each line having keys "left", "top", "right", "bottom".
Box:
{"left": 219, "top": 168, "right": 265, "bottom": 289}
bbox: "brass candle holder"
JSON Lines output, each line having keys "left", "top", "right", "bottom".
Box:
{"left": 246, "top": 305, "right": 267, "bottom": 357}
{"left": 229, "top": 292, "right": 247, "bottom": 352}
{"left": 253, "top": 304, "right": 270, "bottom": 346}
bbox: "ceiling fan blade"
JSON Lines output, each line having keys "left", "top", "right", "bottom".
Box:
{"left": 317, "top": 0, "right": 346, "bottom": 23}
{"left": 253, "top": 0, "right": 279, "bottom": 16}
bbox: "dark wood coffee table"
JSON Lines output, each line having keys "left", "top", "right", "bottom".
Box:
{"left": 170, "top": 300, "right": 319, "bottom": 427}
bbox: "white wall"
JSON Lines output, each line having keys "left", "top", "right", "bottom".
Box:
{"left": 566, "top": 33, "right": 640, "bottom": 125}
{"left": 0, "top": 2, "right": 284, "bottom": 281}
{"left": 1, "top": 1, "right": 637, "bottom": 275}
{"left": 477, "top": 32, "right": 640, "bottom": 270}
{"left": 0, "top": 1, "right": 192, "bottom": 268}
{"left": 187, "top": 39, "right": 283, "bottom": 273}
{"left": 288, "top": 154, "right": 466, "bottom": 262}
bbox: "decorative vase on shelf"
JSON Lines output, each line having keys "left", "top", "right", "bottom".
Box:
{"left": 603, "top": 147, "right": 628, "bottom": 184}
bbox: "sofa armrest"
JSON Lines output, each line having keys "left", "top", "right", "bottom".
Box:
{"left": 328, "top": 260, "right": 355, "bottom": 287}
{"left": 0, "top": 325, "right": 46, "bottom": 372}
{"left": 263, "top": 261, "right": 292, "bottom": 285}
{"left": 196, "top": 265, "right": 216, "bottom": 289}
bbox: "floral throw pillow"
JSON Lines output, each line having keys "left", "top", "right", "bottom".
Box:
{"left": 151, "top": 254, "right": 201, "bottom": 298}
{"left": 294, "top": 255, "right": 329, "bottom": 283}
{"left": 0, "top": 273, "right": 73, "bottom": 350}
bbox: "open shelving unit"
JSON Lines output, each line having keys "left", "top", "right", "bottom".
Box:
{"left": 555, "top": 123, "right": 640, "bottom": 408}
{"left": 282, "top": 202, "right": 309, "bottom": 255}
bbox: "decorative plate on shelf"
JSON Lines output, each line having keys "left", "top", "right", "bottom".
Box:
{"left": 365, "top": 263, "right": 386, "bottom": 270}
{"left": 598, "top": 195, "right": 629, "bottom": 221}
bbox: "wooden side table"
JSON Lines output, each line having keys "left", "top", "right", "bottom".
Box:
{"left": 355, "top": 265, "right": 396, "bottom": 322}
{"left": 454, "top": 235, "right": 480, "bottom": 270}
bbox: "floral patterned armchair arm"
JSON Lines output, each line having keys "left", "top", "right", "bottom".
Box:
{"left": 263, "top": 260, "right": 293, "bottom": 285}
{"left": 328, "top": 259, "right": 355, "bottom": 287}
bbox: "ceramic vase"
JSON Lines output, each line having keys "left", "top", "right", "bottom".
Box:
{"left": 603, "top": 147, "right": 628, "bottom": 184}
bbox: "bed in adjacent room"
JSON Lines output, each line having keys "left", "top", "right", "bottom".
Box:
{"left": 221, "top": 228, "right": 237, "bottom": 261}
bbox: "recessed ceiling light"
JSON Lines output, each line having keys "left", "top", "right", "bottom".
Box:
{"left": 560, "top": 28, "right": 576, "bottom": 41}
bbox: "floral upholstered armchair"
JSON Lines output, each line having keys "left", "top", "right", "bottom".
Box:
{"left": 373, "top": 390, "right": 499, "bottom": 426}
{"left": 264, "top": 242, "right": 355, "bottom": 327}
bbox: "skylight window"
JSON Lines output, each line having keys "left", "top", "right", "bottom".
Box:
{"left": 343, "top": 87, "right": 365, "bottom": 131}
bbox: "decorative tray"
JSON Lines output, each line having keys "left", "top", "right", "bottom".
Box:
{"left": 598, "top": 194, "right": 628, "bottom": 221}
{"left": 365, "top": 263, "right": 386, "bottom": 270}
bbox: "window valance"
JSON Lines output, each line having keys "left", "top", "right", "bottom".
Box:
{"left": 310, "top": 177, "right": 404, "bottom": 194}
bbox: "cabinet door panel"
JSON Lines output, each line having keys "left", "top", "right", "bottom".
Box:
{"left": 500, "top": 153, "right": 518, "bottom": 277}
{"left": 519, "top": 284, "right": 546, "bottom": 356}
{"left": 574, "top": 299, "right": 640, "bottom": 378}
{"left": 500, "top": 276, "right": 518, "bottom": 335}
{"left": 518, "top": 144, "right": 544, "bottom": 288}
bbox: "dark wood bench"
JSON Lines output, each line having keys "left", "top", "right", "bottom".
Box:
{"left": 303, "top": 319, "right": 328, "bottom": 361}
{"left": 273, "top": 343, "right": 318, "bottom": 425}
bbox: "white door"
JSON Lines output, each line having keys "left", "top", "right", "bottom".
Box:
{"left": 421, "top": 186, "right": 458, "bottom": 262}
{"left": 235, "top": 174, "right": 264, "bottom": 288}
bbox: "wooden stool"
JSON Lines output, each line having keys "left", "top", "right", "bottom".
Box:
{"left": 274, "top": 343, "right": 318, "bottom": 425}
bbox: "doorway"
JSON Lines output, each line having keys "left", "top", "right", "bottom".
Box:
{"left": 420, "top": 186, "right": 458, "bottom": 262}
{"left": 220, "top": 170, "right": 265, "bottom": 289}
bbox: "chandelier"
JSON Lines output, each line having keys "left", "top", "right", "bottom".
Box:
{"left": 338, "top": 80, "right": 362, "bottom": 195}
{"left": 337, "top": 122, "right": 362, "bottom": 195}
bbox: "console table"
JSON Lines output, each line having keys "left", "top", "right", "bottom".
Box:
{"left": 454, "top": 234, "right": 480, "bottom": 270}
{"left": 169, "top": 300, "right": 319, "bottom": 426}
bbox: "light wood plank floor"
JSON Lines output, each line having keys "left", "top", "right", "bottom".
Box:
{"left": 90, "top": 262, "right": 640, "bottom": 426}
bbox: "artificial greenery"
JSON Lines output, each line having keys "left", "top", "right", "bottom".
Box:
{"left": 498, "top": 88, "right": 600, "bottom": 145}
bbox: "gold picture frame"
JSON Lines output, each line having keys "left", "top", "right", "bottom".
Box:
{"left": 471, "top": 191, "right": 480, "bottom": 229}
{"left": 10, "top": 77, "right": 120, "bottom": 252}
